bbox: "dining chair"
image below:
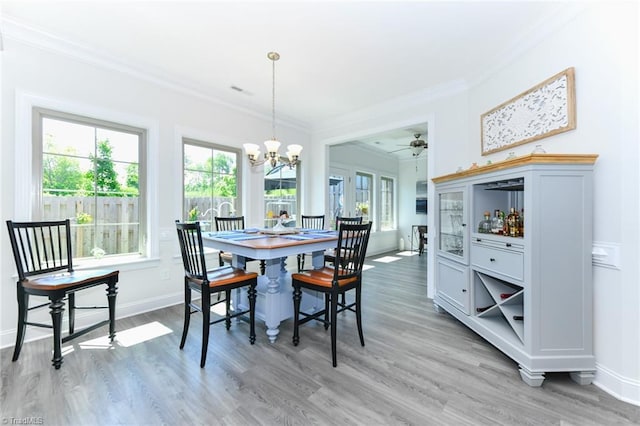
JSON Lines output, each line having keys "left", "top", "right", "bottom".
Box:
{"left": 296, "top": 214, "right": 325, "bottom": 272}
{"left": 214, "top": 216, "right": 265, "bottom": 275}
{"left": 291, "top": 221, "right": 372, "bottom": 367}
{"left": 175, "top": 221, "right": 258, "bottom": 368}
{"left": 6, "top": 219, "right": 119, "bottom": 369}
{"left": 323, "top": 216, "right": 364, "bottom": 267}
{"left": 418, "top": 225, "right": 427, "bottom": 256}
{"left": 324, "top": 216, "right": 364, "bottom": 306}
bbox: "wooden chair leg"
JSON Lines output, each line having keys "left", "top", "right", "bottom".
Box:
{"left": 330, "top": 292, "right": 338, "bottom": 367}
{"left": 68, "top": 292, "right": 76, "bottom": 335}
{"left": 225, "top": 289, "right": 232, "bottom": 330}
{"left": 248, "top": 282, "right": 257, "bottom": 344}
{"left": 292, "top": 285, "right": 302, "bottom": 346}
{"left": 324, "top": 294, "right": 330, "bottom": 329}
{"left": 179, "top": 280, "right": 191, "bottom": 349}
{"left": 200, "top": 287, "right": 211, "bottom": 368}
{"left": 49, "top": 297, "right": 65, "bottom": 369}
{"left": 107, "top": 280, "right": 118, "bottom": 342}
{"left": 12, "top": 287, "right": 28, "bottom": 362}
{"left": 356, "top": 285, "right": 365, "bottom": 347}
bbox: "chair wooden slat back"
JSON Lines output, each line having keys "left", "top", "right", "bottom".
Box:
{"left": 301, "top": 215, "right": 325, "bottom": 230}
{"left": 335, "top": 216, "right": 363, "bottom": 229}
{"left": 215, "top": 216, "right": 245, "bottom": 232}
{"left": 332, "top": 222, "right": 372, "bottom": 285}
{"left": 7, "top": 219, "right": 72, "bottom": 279}
{"left": 175, "top": 221, "right": 207, "bottom": 281}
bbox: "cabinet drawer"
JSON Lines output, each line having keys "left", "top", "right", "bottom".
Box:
{"left": 472, "top": 244, "right": 523, "bottom": 281}
{"left": 436, "top": 258, "right": 470, "bottom": 315}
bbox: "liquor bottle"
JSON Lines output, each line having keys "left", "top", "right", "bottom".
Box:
{"left": 500, "top": 211, "right": 507, "bottom": 235}
{"left": 500, "top": 292, "right": 515, "bottom": 299}
{"left": 507, "top": 207, "right": 519, "bottom": 237}
{"left": 491, "top": 210, "right": 502, "bottom": 234}
{"left": 478, "top": 211, "right": 491, "bottom": 233}
{"left": 491, "top": 210, "right": 504, "bottom": 234}
{"left": 519, "top": 208, "right": 524, "bottom": 237}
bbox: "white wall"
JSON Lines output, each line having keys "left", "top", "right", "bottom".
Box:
{"left": 315, "top": 2, "right": 639, "bottom": 406}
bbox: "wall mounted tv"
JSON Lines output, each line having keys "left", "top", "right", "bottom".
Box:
{"left": 416, "top": 198, "right": 427, "bottom": 215}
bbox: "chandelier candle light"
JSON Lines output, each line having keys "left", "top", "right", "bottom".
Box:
{"left": 244, "top": 52, "right": 302, "bottom": 168}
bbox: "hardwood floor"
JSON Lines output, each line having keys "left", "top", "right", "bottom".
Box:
{"left": 2, "top": 251, "right": 639, "bottom": 425}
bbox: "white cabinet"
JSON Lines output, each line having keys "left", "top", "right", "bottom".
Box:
{"left": 433, "top": 154, "right": 598, "bottom": 386}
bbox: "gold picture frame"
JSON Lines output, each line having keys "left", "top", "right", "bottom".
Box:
{"left": 481, "top": 67, "right": 576, "bottom": 155}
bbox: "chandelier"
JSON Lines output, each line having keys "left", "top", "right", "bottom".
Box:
{"left": 244, "top": 52, "right": 302, "bottom": 168}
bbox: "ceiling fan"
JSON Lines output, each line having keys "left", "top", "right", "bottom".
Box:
{"left": 389, "top": 133, "right": 428, "bottom": 157}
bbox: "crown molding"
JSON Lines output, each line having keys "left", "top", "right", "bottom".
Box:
{"left": 1, "top": 16, "right": 311, "bottom": 134}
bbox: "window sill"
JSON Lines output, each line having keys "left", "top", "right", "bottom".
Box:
{"left": 74, "top": 255, "right": 161, "bottom": 272}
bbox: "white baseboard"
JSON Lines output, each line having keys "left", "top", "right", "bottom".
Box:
{"left": 0, "top": 291, "right": 184, "bottom": 349}
{"left": 594, "top": 362, "right": 640, "bottom": 407}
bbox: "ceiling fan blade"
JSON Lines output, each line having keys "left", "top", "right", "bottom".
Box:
{"left": 388, "top": 147, "right": 409, "bottom": 153}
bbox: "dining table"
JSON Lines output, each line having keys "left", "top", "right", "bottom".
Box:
{"left": 201, "top": 228, "right": 338, "bottom": 343}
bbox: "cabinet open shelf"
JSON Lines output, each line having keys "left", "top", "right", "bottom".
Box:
{"left": 474, "top": 271, "right": 524, "bottom": 343}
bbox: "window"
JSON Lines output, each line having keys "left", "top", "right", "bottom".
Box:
{"left": 182, "top": 139, "right": 241, "bottom": 232}
{"left": 355, "top": 172, "right": 373, "bottom": 223}
{"left": 380, "top": 176, "right": 395, "bottom": 230}
{"left": 264, "top": 162, "right": 299, "bottom": 228}
{"left": 35, "top": 108, "right": 146, "bottom": 259}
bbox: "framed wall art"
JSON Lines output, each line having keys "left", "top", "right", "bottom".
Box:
{"left": 481, "top": 67, "right": 576, "bottom": 155}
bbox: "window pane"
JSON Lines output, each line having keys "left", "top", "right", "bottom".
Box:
{"left": 381, "top": 176, "right": 395, "bottom": 231}
{"left": 40, "top": 113, "right": 144, "bottom": 259}
{"left": 183, "top": 140, "right": 239, "bottom": 232}
{"left": 264, "top": 163, "right": 298, "bottom": 228}
{"left": 355, "top": 172, "right": 372, "bottom": 223}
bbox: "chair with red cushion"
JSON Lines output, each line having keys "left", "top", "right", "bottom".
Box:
{"left": 291, "top": 221, "right": 372, "bottom": 367}
{"left": 176, "top": 220, "right": 258, "bottom": 367}
{"left": 6, "top": 219, "right": 119, "bottom": 369}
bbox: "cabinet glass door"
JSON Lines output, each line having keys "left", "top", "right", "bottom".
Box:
{"left": 438, "top": 190, "right": 465, "bottom": 259}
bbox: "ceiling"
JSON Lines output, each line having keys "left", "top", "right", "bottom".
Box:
{"left": 0, "top": 1, "right": 569, "bottom": 159}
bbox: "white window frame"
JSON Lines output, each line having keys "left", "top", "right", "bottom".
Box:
{"left": 181, "top": 137, "right": 243, "bottom": 230}
{"left": 15, "top": 91, "right": 160, "bottom": 267}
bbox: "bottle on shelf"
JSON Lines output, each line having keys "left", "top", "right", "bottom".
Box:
{"left": 500, "top": 211, "right": 507, "bottom": 235}
{"left": 476, "top": 305, "right": 493, "bottom": 313}
{"left": 478, "top": 211, "right": 492, "bottom": 233}
{"left": 507, "top": 207, "right": 519, "bottom": 237}
{"left": 500, "top": 292, "right": 516, "bottom": 299}
{"left": 519, "top": 208, "right": 524, "bottom": 237}
{"left": 513, "top": 315, "right": 524, "bottom": 321}
{"left": 491, "top": 210, "right": 503, "bottom": 234}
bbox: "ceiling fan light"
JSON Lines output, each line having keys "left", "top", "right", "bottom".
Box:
{"left": 411, "top": 145, "right": 425, "bottom": 156}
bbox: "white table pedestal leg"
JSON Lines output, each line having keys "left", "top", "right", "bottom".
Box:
{"left": 264, "top": 258, "right": 282, "bottom": 343}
